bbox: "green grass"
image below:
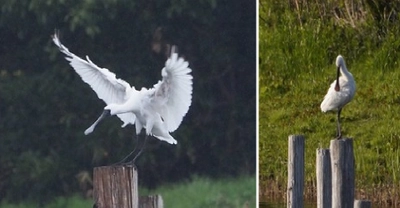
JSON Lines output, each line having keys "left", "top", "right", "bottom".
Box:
{"left": 259, "top": 0, "right": 400, "bottom": 204}
{"left": 0, "top": 195, "right": 92, "bottom": 208}
{"left": 0, "top": 175, "right": 255, "bottom": 208}
{"left": 141, "top": 176, "right": 256, "bottom": 208}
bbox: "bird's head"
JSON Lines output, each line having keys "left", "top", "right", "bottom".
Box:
{"left": 335, "top": 55, "right": 345, "bottom": 92}
{"left": 336, "top": 55, "right": 345, "bottom": 68}
{"left": 104, "top": 104, "right": 118, "bottom": 115}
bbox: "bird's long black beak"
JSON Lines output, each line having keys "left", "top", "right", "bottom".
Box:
{"left": 334, "top": 66, "right": 340, "bottom": 91}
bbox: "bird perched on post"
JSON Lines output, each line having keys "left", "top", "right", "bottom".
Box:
{"left": 52, "top": 31, "right": 193, "bottom": 163}
{"left": 321, "top": 55, "right": 356, "bottom": 139}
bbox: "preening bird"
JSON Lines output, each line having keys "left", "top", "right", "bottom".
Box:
{"left": 321, "top": 55, "right": 356, "bottom": 139}
{"left": 52, "top": 32, "right": 192, "bottom": 161}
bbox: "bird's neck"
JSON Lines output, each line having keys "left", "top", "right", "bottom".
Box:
{"left": 340, "top": 65, "right": 353, "bottom": 80}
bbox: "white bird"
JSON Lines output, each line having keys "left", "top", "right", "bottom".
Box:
{"left": 321, "top": 55, "right": 356, "bottom": 139}
{"left": 51, "top": 32, "right": 192, "bottom": 148}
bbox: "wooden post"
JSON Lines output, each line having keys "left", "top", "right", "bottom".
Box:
{"left": 353, "top": 200, "right": 371, "bottom": 208}
{"left": 330, "top": 138, "right": 355, "bottom": 208}
{"left": 139, "top": 195, "right": 164, "bottom": 208}
{"left": 287, "top": 135, "right": 305, "bottom": 208}
{"left": 317, "top": 148, "right": 331, "bottom": 208}
{"left": 93, "top": 165, "right": 138, "bottom": 208}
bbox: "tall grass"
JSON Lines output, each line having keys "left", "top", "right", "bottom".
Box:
{"left": 259, "top": 0, "right": 400, "bottom": 206}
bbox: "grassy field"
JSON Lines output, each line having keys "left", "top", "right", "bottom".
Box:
{"left": 141, "top": 176, "right": 255, "bottom": 208}
{"left": 259, "top": 0, "right": 400, "bottom": 206}
{"left": 0, "top": 175, "right": 255, "bottom": 208}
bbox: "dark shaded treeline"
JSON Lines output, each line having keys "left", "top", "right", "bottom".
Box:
{"left": 0, "top": 0, "right": 256, "bottom": 203}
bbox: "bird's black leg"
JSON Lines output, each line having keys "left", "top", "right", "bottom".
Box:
{"left": 336, "top": 108, "right": 342, "bottom": 139}
{"left": 113, "top": 134, "right": 149, "bottom": 166}
{"left": 112, "top": 133, "right": 140, "bottom": 165}
{"left": 130, "top": 134, "right": 149, "bottom": 164}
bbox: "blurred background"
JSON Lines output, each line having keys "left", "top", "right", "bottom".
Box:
{"left": 0, "top": 0, "right": 256, "bottom": 205}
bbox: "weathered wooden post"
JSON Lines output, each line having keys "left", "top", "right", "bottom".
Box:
{"left": 93, "top": 165, "right": 138, "bottom": 208}
{"left": 287, "top": 135, "right": 305, "bottom": 208}
{"left": 317, "top": 148, "right": 331, "bottom": 208}
{"left": 139, "top": 195, "right": 164, "bottom": 208}
{"left": 353, "top": 200, "right": 371, "bottom": 208}
{"left": 330, "top": 138, "right": 355, "bottom": 208}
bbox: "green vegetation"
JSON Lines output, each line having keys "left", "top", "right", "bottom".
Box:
{"left": 259, "top": 0, "right": 400, "bottom": 205}
{"left": 0, "top": 176, "right": 255, "bottom": 208}
{"left": 143, "top": 175, "right": 256, "bottom": 208}
{"left": 0, "top": 195, "right": 92, "bottom": 208}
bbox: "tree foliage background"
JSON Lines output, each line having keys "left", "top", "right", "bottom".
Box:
{"left": 0, "top": 0, "right": 256, "bottom": 203}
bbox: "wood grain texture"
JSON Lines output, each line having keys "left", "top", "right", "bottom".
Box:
{"left": 93, "top": 165, "right": 138, "bottom": 208}
{"left": 287, "top": 135, "right": 305, "bottom": 208}
{"left": 330, "top": 138, "right": 355, "bottom": 208}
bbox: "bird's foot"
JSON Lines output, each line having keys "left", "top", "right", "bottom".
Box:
{"left": 110, "top": 158, "right": 138, "bottom": 168}
{"left": 110, "top": 160, "right": 136, "bottom": 167}
{"left": 119, "top": 161, "right": 137, "bottom": 168}
{"left": 111, "top": 149, "right": 143, "bottom": 166}
{"left": 124, "top": 160, "right": 137, "bottom": 167}
{"left": 335, "top": 134, "right": 342, "bottom": 140}
{"left": 111, "top": 159, "right": 126, "bottom": 166}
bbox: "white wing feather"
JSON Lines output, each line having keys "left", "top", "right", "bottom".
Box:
{"left": 321, "top": 77, "right": 354, "bottom": 112}
{"left": 52, "top": 33, "right": 135, "bottom": 126}
{"left": 152, "top": 52, "right": 193, "bottom": 132}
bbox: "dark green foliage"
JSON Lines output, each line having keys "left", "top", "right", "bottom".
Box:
{"left": 0, "top": 0, "right": 256, "bottom": 203}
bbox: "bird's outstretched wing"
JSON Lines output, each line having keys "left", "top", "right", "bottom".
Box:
{"left": 151, "top": 46, "right": 193, "bottom": 132}
{"left": 52, "top": 32, "right": 135, "bottom": 126}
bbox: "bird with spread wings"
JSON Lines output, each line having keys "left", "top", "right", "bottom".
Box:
{"left": 52, "top": 32, "right": 193, "bottom": 162}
